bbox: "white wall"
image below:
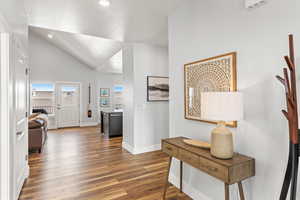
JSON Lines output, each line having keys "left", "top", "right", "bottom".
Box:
{"left": 169, "top": 0, "right": 300, "bottom": 199}
{"left": 0, "top": 13, "right": 9, "bottom": 32}
{"left": 29, "top": 31, "right": 123, "bottom": 126}
{"left": 122, "top": 43, "right": 169, "bottom": 154}
{"left": 133, "top": 44, "right": 169, "bottom": 151}
{"left": 97, "top": 74, "right": 123, "bottom": 112}
{"left": 122, "top": 44, "right": 135, "bottom": 147}
{"left": 0, "top": 0, "right": 28, "bottom": 47}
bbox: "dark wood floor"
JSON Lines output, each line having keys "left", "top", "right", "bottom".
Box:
{"left": 19, "top": 127, "right": 191, "bottom": 200}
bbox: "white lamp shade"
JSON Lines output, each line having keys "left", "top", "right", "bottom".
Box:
{"left": 201, "top": 92, "right": 243, "bottom": 121}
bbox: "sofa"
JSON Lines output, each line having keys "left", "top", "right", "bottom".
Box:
{"left": 28, "top": 113, "right": 48, "bottom": 153}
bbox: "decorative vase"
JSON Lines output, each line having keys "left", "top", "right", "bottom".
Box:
{"left": 210, "top": 121, "right": 233, "bottom": 159}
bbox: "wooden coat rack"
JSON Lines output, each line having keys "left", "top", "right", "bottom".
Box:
{"left": 276, "top": 34, "right": 299, "bottom": 200}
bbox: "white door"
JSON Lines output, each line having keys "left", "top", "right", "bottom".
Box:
{"left": 12, "top": 36, "right": 29, "bottom": 199}
{"left": 57, "top": 83, "right": 80, "bottom": 128}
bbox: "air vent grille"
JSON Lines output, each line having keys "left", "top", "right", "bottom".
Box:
{"left": 245, "top": 0, "right": 267, "bottom": 9}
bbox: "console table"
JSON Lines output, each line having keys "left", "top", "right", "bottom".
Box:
{"left": 162, "top": 137, "right": 255, "bottom": 200}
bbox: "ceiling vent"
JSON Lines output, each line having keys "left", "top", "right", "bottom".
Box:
{"left": 245, "top": 0, "right": 267, "bottom": 9}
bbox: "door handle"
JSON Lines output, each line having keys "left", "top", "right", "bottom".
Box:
{"left": 16, "top": 131, "right": 23, "bottom": 136}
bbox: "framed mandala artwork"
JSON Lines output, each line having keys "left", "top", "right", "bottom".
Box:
{"left": 184, "top": 52, "right": 237, "bottom": 127}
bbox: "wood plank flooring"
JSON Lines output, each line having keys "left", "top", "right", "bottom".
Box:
{"left": 19, "top": 127, "right": 191, "bottom": 200}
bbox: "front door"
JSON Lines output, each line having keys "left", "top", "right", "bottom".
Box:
{"left": 56, "top": 83, "right": 80, "bottom": 128}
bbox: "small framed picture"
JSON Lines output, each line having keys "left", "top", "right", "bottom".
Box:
{"left": 100, "top": 88, "right": 110, "bottom": 97}
{"left": 147, "top": 76, "right": 169, "bottom": 101}
{"left": 100, "top": 97, "right": 110, "bottom": 107}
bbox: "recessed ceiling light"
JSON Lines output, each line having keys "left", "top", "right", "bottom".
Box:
{"left": 99, "top": 0, "right": 110, "bottom": 7}
{"left": 47, "top": 34, "right": 53, "bottom": 39}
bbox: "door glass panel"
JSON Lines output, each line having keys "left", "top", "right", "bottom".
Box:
{"left": 61, "top": 86, "right": 78, "bottom": 105}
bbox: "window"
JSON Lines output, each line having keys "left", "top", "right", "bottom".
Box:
{"left": 31, "top": 83, "right": 55, "bottom": 114}
{"left": 114, "top": 85, "right": 123, "bottom": 110}
{"left": 32, "top": 83, "right": 54, "bottom": 92}
{"left": 114, "top": 85, "right": 124, "bottom": 93}
{"left": 61, "top": 86, "right": 79, "bottom": 105}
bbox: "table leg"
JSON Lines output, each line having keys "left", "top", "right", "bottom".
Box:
{"left": 225, "top": 183, "right": 229, "bottom": 200}
{"left": 163, "top": 156, "right": 172, "bottom": 200}
{"left": 180, "top": 161, "right": 183, "bottom": 193}
{"left": 238, "top": 181, "right": 245, "bottom": 200}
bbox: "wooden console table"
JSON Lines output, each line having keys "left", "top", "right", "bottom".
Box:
{"left": 162, "top": 137, "right": 255, "bottom": 200}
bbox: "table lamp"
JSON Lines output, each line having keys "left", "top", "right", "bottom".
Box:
{"left": 201, "top": 92, "right": 243, "bottom": 159}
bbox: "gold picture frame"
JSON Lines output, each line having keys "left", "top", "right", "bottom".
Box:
{"left": 184, "top": 52, "right": 237, "bottom": 127}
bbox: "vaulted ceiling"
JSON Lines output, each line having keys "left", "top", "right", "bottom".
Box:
{"left": 30, "top": 26, "right": 123, "bottom": 73}
{"left": 25, "top": 0, "right": 183, "bottom": 46}
{"left": 25, "top": 0, "right": 183, "bottom": 73}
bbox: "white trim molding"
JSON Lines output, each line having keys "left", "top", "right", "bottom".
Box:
{"left": 122, "top": 142, "right": 135, "bottom": 154}
{"left": 169, "top": 172, "right": 240, "bottom": 199}
{"left": 80, "top": 122, "right": 99, "bottom": 127}
{"left": 0, "top": 33, "right": 11, "bottom": 200}
{"left": 122, "top": 142, "right": 161, "bottom": 155}
{"left": 169, "top": 173, "right": 211, "bottom": 200}
{"left": 133, "top": 144, "right": 161, "bottom": 154}
{"left": 15, "top": 165, "right": 29, "bottom": 200}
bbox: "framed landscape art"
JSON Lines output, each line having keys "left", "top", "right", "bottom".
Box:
{"left": 100, "top": 88, "right": 110, "bottom": 97}
{"left": 184, "top": 52, "right": 237, "bottom": 127}
{"left": 147, "top": 76, "right": 169, "bottom": 101}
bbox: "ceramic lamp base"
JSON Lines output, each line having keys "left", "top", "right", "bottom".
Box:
{"left": 210, "top": 121, "right": 233, "bottom": 159}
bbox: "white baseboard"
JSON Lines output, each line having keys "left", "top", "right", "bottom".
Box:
{"left": 122, "top": 142, "right": 135, "bottom": 154}
{"left": 80, "top": 122, "right": 99, "bottom": 127}
{"left": 134, "top": 144, "right": 161, "bottom": 154}
{"left": 15, "top": 164, "right": 29, "bottom": 200}
{"left": 169, "top": 173, "right": 211, "bottom": 200}
{"left": 122, "top": 142, "right": 161, "bottom": 155}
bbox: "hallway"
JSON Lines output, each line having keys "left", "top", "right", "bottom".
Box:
{"left": 19, "top": 127, "right": 190, "bottom": 200}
